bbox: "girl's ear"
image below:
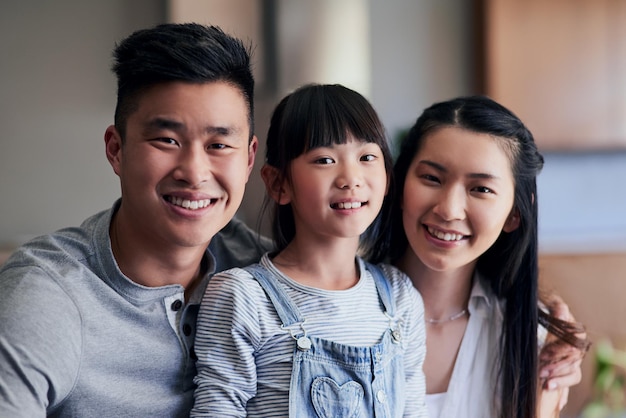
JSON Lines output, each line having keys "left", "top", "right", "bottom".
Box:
{"left": 503, "top": 208, "right": 521, "bottom": 233}
{"left": 261, "top": 164, "right": 291, "bottom": 205}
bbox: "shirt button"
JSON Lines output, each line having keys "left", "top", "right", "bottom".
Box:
{"left": 182, "top": 323, "right": 192, "bottom": 336}
{"left": 171, "top": 299, "right": 183, "bottom": 311}
{"left": 376, "top": 390, "right": 387, "bottom": 403}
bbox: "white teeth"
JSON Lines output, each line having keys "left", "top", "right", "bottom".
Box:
{"left": 335, "top": 202, "right": 363, "bottom": 209}
{"left": 428, "top": 227, "right": 464, "bottom": 241}
{"left": 168, "top": 196, "right": 212, "bottom": 210}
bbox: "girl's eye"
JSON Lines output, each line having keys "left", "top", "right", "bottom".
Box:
{"left": 361, "top": 154, "right": 377, "bottom": 162}
{"left": 314, "top": 157, "right": 334, "bottom": 164}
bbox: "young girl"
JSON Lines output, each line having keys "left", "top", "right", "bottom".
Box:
{"left": 191, "top": 84, "right": 428, "bottom": 417}
{"left": 384, "top": 96, "right": 590, "bottom": 418}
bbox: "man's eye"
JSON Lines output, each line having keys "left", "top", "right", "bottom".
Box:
{"left": 208, "top": 143, "right": 228, "bottom": 150}
{"left": 157, "top": 138, "right": 178, "bottom": 146}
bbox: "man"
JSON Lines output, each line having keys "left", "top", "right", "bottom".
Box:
{"left": 0, "top": 23, "right": 270, "bottom": 417}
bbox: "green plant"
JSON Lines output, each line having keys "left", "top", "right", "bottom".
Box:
{"left": 581, "top": 339, "right": 626, "bottom": 418}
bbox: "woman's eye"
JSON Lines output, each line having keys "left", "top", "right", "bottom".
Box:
{"left": 473, "top": 186, "right": 494, "bottom": 194}
{"left": 421, "top": 174, "right": 440, "bottom": 183}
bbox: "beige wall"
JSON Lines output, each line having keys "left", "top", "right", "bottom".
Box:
{"left": 0, "top": 0, "right": 164, "bottom": 247}
{"left": 540, "top": 252, "right": 626, "bottom": 417}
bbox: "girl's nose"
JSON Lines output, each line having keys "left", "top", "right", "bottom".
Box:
{"left": 335, "top": 163, "right": 362, "bottom": 189}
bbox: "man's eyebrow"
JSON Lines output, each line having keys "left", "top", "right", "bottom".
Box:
{"left": 145, "top": 117, "right": 183, "bottom": 131}
{"left": 145, "top": 117, "right": 235, "bottom": 136}
{"left": 418, "top": 159, "right": 500, "bottom": 179}
{"left": 206, "top": 126, "right": 232, "bottom": 136}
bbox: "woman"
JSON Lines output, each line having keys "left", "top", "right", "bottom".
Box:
{"left": 381, "top": 96, "right": 589, "bottom": 417}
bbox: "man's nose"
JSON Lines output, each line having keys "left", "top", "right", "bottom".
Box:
{"left": 173, "top": 145, "right": 210, "bottom": 187}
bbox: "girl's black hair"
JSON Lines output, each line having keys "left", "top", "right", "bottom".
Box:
{"left": 262, "top": 83, "right": 394, "bottom": 262}
{"left": 388, "top": 95, "right": 589, "bottom": 418}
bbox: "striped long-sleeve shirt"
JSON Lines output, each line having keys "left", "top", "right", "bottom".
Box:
{"left": 191, "top": 254, "right": 427, "bottom": 417}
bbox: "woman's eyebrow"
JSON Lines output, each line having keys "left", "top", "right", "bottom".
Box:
{"left": 418, "top": 160, "right": 501, "bottom": 179}
{"left": 418, "top": 159, "right": 446, "bottom": 172}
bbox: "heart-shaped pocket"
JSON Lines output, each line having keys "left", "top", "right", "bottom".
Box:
{"left": 311, "top": 376, "right": 364, "bottom": 417}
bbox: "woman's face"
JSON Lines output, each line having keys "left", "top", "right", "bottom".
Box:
{"left": 401, "top": 126, "right": 519, "bottom": 273}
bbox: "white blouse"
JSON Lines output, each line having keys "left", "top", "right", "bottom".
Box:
{"left": 425, "top": 274, "right": 504, "bottom": 418}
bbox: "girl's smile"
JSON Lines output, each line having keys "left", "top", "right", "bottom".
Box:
{"left": 330, "top": 200, "right": 366, "bottom": 210}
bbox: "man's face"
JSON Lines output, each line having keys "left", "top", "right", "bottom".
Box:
{"left": 105, "top": 81, "right": 257, "bottom": 252}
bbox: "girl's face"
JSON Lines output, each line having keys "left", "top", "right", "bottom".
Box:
{"left": 401, "top": 126, "right": 519, "bottom": 273}
{"left": 282, "top": 135, "right": 388, "bottom": 243}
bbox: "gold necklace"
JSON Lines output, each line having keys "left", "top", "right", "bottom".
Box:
{"left": 426, "top": 309, "right": 468, "bottom": 325}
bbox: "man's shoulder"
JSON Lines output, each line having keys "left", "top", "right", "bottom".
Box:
{"left": 209, "top": 217, "right": 274, "bottom": 273}
{"left": 0, "top": 207, "right": 112, "bottom": 281}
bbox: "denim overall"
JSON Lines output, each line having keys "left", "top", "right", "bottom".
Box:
{"left": 244, "top": 262, "right": 406, "bottom": 418}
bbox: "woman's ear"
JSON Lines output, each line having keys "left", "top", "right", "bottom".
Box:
{"left": 261, "top": 164, "right": 291, "bottom": 205}
{"left": 503, "top": 208, "right": 521, "bottom": 233}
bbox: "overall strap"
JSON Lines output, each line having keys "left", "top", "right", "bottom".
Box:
{"left": 246, "top": 262, "right": 395, "bottom": 323}
{"left": 243, "top": 263, "right": 304, "bottom": 328}
{"left": 364, "top": 262, "right": 396, "bottom": 317}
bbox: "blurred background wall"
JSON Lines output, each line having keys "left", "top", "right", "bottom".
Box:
{"left": 1, "top": 1, "right": 625, "bottom": 415}
{"left": 1, "top": 0, "right": 625, "bottom": 253}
